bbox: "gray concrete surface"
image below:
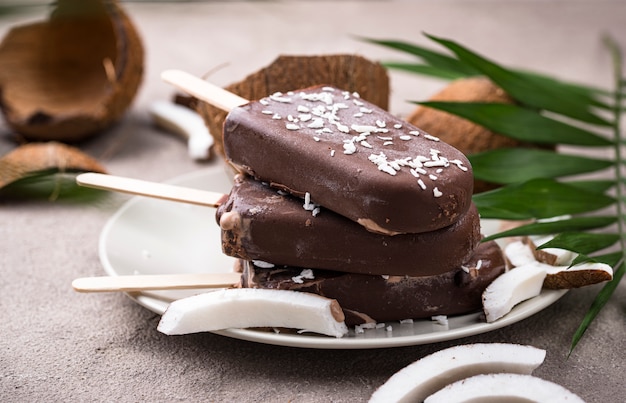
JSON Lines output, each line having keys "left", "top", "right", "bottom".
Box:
{"left": 1, "top": 1, "right": 624, "bottom": 402}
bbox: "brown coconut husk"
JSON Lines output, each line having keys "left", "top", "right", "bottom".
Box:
{"left": 543, "top": 268, "right": 613, "bottom": 289}
{"left": 197, "top": 54, "right": 389, "bottom": 159}
{"left": 0, "top": 142, "right": 106, "bottom": 189}
{"left": 407, "top": 76, "right": 554, "bottom": 193}
{"left": 0, "top": 0, "right": 144, "bottom": 142}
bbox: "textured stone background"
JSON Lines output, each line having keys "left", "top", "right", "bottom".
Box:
{"left": 1, "top": 1, "right": 624, "bottom": 401}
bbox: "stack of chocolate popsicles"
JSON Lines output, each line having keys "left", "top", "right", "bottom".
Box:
{"left": 215, "top": 85, "right": 505, "bottom": 326}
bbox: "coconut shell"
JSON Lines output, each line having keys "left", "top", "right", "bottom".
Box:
{"left": 197, "top": 54, "right": 389, "bottom": 159}
{"left": 407, "top": 77, "right": 552, "bottom": 193}
{"left": 0, "top": 142, "right": 106, "bottom": 189}
{"left": 0, "top": 0, "right": 144, "bottom": 142}
{"left": 543, "top": 268, "right": 613, "bottom": 289}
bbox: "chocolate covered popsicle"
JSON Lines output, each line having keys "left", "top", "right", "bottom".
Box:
{"left": 217, "top": 174, "right": 481, "bottom": 277}
{"left": 240, "top": 241, "right": 506, "bottom": 326}
{"left": 223, "top": 85, "right": 473, "bottom": 235}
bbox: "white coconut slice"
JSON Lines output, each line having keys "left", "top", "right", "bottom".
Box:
{"left": 504, "top": 240, "right": 537, "bottom": 267}
{"left": 482, "top": 263, "right": 547, "bottom": 322}
{"left": 503, "top": 237, "right": 612, "bottom": 290}
{"left": 527, "top": 235, "right": 577, "bottom": 266}
{"left": 506, "top": 236, "right": 576, "bottom": 268}
{"left": 149, "top": 101, "right": 214, "bottom": 160}
{"left": 424, "top": 373, "right": 584, "bottom": 403}
{"left": 157, "top": 288, "right": 348, "bottom": 338}
{"left": 544, "top": 261, "right": 614, "bottom": 289}
{"left": 368, "top": 343, "right": 545, "bottom": 403}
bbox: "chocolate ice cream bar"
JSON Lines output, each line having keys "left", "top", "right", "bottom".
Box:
{"left": 223, "top": 85, "right": 473, "bottom": 235}
{"left": 240, "top": 241, "right": 505, "bottom": 326}
{"left": 217, "top": 175, "right": 481, "bottom": 277}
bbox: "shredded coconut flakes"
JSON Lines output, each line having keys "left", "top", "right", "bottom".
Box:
{"left": 431, "top": 315, "right": 448, "bottom": 326}
{"left": 253, "top": 260, "right": 275, "bottom": 269}
{"left": 256, "top": 87, "right": 470, "bottom": 198}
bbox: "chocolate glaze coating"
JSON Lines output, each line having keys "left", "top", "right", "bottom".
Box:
{"left": 241, "top": 241, "right": 505, "bottom": 326}
{"left": 217, "top": 175, "right": 481, "bottom": 277}
{"left": 223, "top": 85, "right": 473, "bottom": 235}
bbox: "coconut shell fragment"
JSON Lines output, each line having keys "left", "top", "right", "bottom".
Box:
{"left": 543, "top": 263, "right": 614, "bottom": 289}
{"left": 407, "top": 77, "right": 552, "bottom": 193}
{"left": 197, "top": 54, "right": 389, "bottom": 159}
{"left": 0, "top": 0, "right": 144, "bottom": 142}
{"left": 0, "top": 142, "right": 106, "bottom": 189}
{"left": 503, "top": 238, "right": 614, "bottom": 290}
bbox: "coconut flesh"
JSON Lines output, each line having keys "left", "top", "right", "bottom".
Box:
{"left": 424, "top": 373, "right": 585, "bottom": 403}
{"left": 368, "top": 343, "right": 546, "bottom": 403}
{"left": 482, "top": 263, "right": 547, "bottom": 323}
{"left": 149, "top": 101, "right": 214, "bottom": 160}
{"left": 157, "top": 288, "right": 348, "bottom": 338}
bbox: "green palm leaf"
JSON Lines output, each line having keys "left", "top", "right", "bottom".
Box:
{"left": 537, "top": 232, "right": 621, "bottom": 255}
{"left": 0, "top": 171, "right": 108, "bottom": 203}
{"left": 569, "top": 261, "right": 625, "bottom": 355}
{"left": 381, "top": 62, "right": 468, "bottom": 80}
{"left": 470, "top": 148, "right": 613, "bottom": 184}
{"left": 363, "top": 35, "right": 621, "bottom": 111}
{"left": 566, "top": 180, "right": 615, "bottom": 194}
{"left": 481, "top": 216, "right": 617, "bottom": 242}
{"left": 416, "top": 102, "right": 612, "bottom": 146}
{"left": 589, "top": 251, "right": 624, "bottom": 266}
{"left": 426, "top": 34, "right": 612, "bottom": 126}
{"left": 473, "top": 178, "right": 615, "bottom": 220}
{"left": 360, "top": 37, "right": 479, "bottom": 76}
{"left": 518, "top": 69, "right": 613, "bottom": 110}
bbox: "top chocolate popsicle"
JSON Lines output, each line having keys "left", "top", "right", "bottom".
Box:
{"left": 223, "top": 85, "right": 473, "bottom": 235}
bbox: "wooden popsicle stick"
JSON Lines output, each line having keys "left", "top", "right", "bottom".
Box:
{"left": 72, "top": 272, "right": 242, "bottom": 293}
{"left": 160, "top": 69, "right": 248, "bottom": 112}
{"left": 76, "top": 172, "right": 226, "bottom": 207}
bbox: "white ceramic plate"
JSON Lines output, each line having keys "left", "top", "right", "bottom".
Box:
{"left": 99, "top": 165, "right": 567, "bottom": 349}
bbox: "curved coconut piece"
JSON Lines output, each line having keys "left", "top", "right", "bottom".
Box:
{"left": 482, "top": 263, "right": 547, "bottom": 322}
{"left": 526, "top": 235, "right": 577, "bottom": 266}
{"left": 504, "top": 238, "right": 612, "bottom": 289}
{"left": 0, "top": 142, "right": 106, "bottom": 189}
{"left": 503, "top": 240, "right": 537, "bottom": 268}
{"left": 149, "top": 101, "right": 214, "bottom": 161}
{"left": 544, "top": 262, "right": 614, "bottom": 289}
{"left": 407, "top": 77, "right": 553, "bottom": 193}
{"left": 0, "top": 0, "right": 144, "bottom": 141}
{"left": 424, "top": 373, "right": 584, "bottom": 403}
{"left": 196, "top": 54, "right": 389, "bottom": 159}
{"left": 157, "top": 288, "right": 348, "bottom": 338}
{"left": 369, "top": 343, "right": 545, "bottom": 403}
